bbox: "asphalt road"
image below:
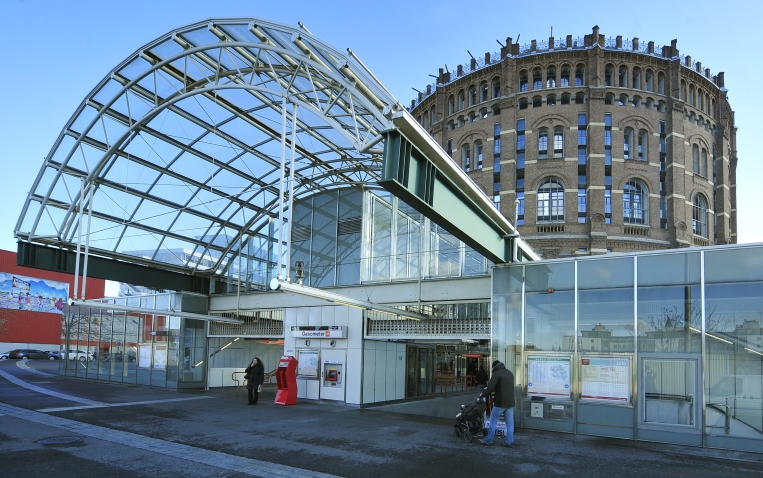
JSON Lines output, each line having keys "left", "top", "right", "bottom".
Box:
{"left": 0, "top": 359, "right": 761, "bottom": 477}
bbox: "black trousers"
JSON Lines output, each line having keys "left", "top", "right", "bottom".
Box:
{"left": 247, "top": 388, "right": 259, "bottom": 404}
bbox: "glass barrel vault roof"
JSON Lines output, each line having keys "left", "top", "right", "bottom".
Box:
{"left": 15, "top": 18, "right": 398, "bottom": 277}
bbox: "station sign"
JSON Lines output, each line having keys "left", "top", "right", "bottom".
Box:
{"left": 290, "top": 326, "right": 347, "bottom": 339}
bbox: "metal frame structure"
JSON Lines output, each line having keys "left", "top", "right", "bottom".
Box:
{"left": 15, "top": 17, "right": 536, "bottom": 299}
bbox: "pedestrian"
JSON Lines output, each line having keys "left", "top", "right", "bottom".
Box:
{"left": 475, "top": 365, "right": 489, "bottom": 394}
{"left": 245, "top": 357, "right": 264, "bottom": 405}
{"left": 479, "top": 360, "right": 515, "bottom": 448}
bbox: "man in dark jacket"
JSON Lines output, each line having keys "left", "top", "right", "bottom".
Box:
{"left": 478, "top": 360, "right": 515, "bottom": 447}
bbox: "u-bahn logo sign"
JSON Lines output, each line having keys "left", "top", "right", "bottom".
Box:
{"left": 290, "top": 326, "right": 346, "bottom": 339}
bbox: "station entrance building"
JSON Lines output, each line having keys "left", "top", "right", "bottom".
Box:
{"left": 13, "top": 17, "right": 761, "bottom": 453}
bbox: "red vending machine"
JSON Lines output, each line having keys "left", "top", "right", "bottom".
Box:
{"left": 274, "top": 355, "right": 298, "bottom": 405}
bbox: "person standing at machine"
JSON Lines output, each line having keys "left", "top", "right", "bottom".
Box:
{"left": 245, "top": 357, "right": 265, "bottom": 405}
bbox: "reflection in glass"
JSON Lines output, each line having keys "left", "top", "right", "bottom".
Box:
{"left": 577, "top": 258, "right": 634, "bottom": 354}
{"left": 704, "top": 247, "right": 763, "bottom": 437}
{"left": 637, "top": 253, "right": 701, "bottom": 353}
{"left": 525, "top": 262, "right": 574, "bottom": 352}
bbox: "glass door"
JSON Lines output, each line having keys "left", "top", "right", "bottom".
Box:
{"left": 639, "top": 354, "right": 701, "bottom": 445}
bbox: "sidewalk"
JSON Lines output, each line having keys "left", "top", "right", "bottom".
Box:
{"left": 1, "top": 360, "right": 762, "bottom": 477}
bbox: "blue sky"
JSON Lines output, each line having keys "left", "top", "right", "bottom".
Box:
{"left": 1, "top": 0, "right": 760, "bottom": 254}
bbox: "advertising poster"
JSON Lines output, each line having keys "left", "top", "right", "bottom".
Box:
{"left": 581, "top": 357, "right": 630, "bottom": 402}
{"left": 527, "top": 356, "right": 571, "bottom": 398}
{"left": 0, "top": 272, "right": 69, "bottom": 314}
{"left": 297, "top": 349, "right": 319, "bottom": 379}
{"left": 139, "top": 344, "right": 152, "bottom": 368}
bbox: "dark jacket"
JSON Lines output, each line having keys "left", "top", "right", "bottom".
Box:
{"left": 475, "top": 368, "right": 489, "bottom": 386}
{"left": 245, "top": 362, "right": 264, "bottom": 390}
{"left": 480, "top": 362, "right": 515, "bottom": 408}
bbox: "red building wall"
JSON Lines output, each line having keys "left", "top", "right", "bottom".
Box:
{"left": 0, "top": 249, "right": 106, "bottom": 346}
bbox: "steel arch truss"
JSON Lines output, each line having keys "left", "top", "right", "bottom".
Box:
{"left": 16, "top": 18, "right": 396, "bottom": 282}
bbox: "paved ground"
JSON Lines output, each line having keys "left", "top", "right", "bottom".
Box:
{"left": 1, "top": 359, "right": 762, "bottom": 477}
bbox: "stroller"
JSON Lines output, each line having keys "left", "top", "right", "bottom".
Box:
{"left": 453, "top": 397, "right": 486, "bottom": 443}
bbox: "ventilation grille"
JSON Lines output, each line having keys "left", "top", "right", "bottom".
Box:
{"left": 291, "top": 225, "right": 312, "bottom": 242}
{"left": 338, "top": 216, "right": 362, "bottom": 236}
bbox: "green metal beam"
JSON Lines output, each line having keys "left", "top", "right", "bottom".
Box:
{"left": 16, "top": 242, "right": 226, "bottom": 295}
{"left": 379, "top": 130, "right": 512, "bottom": 264}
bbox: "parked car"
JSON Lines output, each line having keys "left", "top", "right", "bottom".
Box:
{"left": 64, "top": 349, "right": 94, "bottom": 361}
{"left": 47, "top": 350, "right": 63, "bottom": 360}
{"left": 0, "top": 351, "right": 9, "bottom": 360}
{"left": 9, "top": 349, "right": 49, "bottom": 360}
{"left": 104, "top": 352, "right": 136, "bottom": 362}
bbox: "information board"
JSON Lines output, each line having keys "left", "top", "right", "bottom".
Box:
{"left": 527, "top": 356, "right": 571, "bottom": 398}
{"left": 297, "top": 349, "right": 319, "bottom": 379}
{"left": 581, "top": 357, "right": 630, "bottom": 402}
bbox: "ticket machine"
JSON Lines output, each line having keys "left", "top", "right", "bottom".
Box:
{"left": 275, "top": 355, "right": 298, "bottom": 405}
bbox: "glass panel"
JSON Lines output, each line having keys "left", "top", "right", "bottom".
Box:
{"left": 407, "top": 346, "right": 417, "bottom": 398}
{"left": 152, "top": 314, "right": 168, "bottom": 387}
{"left": 637, "top": 253, "right": 701, "bottom": 353}
{"left": 705, "top": 247, "right": 763, "bottom": 438}
{"left": 370, "top": 195, "right": 392, "bottom": 281}
{"left": 525, "top": 262, "right": 575, "bottom": 352}
{"left": 394, "top": 201, "right": 421, "bottom": 280}
{"left": 492, "top": 266, "right": 524, "bottom": 382}
{"left": 337, "top": 188, "right": 362, "bottom": 285}
{"left": 643, "top": 358, "right": 696, "bottom": 425}
{"left": 577, "top": 258, "right": 635, "bottom": 354}
{"left": 98, "top": 312, "right": 113, "bottom": 378}
{"left": 166, "top": 317, "right": 181, "bottom": 384}
{"left": 180, "top": 319, "right": 206, "bottom": 383}
{"left": 125, "top": 312, "right": 139, "bottom": 384}
{"left": 137, "top": 314, "right": 152, "bottom": 385}
{"left": 310, "top": 190, "right": 337, "bottom": 287}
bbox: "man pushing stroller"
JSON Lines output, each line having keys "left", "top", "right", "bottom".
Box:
{"left": 479, "top": 360, "right": 515, "bottom": 448}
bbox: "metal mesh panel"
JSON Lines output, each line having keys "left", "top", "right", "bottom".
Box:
{"left": 209, "top": 309, "right": 284, "bottom": 337}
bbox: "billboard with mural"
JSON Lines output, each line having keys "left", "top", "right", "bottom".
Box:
{"left": 0, "top": 272, "right": 69, "bottom": 314}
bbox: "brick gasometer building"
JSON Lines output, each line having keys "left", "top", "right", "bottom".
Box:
{"left": 410, "top": 26, "right": 737, "bottom": 258}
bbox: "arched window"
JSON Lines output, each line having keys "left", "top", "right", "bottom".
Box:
{"left": 492, "top": 77, "right": 501, "bottom": 98}
{"left": 693, "top": 194, "right": 708, "bottom": 237}
{"left": 605, "top": 65, "right": 614, "bottom": 86}
{"left": 561, "top": 93, "right": 571, "bottom": 105}
{"left": 533, "top": 95, "right": 542, "bottom": 108}
{"left": 645, "top": 70, "right": 653, "bottom": 92}
{"left": 474, "top": 140, "right": 483, "bottom": 169}
{"left": 658, "top": 72, "right": 665, "bottom": 94}
{"left": 561, "top": 65, "right": 570, "bottom": 86}
{"left": 462, "top": 143, "right": 471, "bottom": 171}
{"left": 533, "top": 68, "right": 542, "bottom": 90}
{"left": 575, "top": 64, "right": 585, "bottom": 86}
{"left": 518, "top": 98, "right": 528, "bottom": 110}
{"left": 519, "top": 71, "right": 528, "bottom": 92}
{"left": 458, "top": 90, "right": 465, "bottom": 110}
{"left": 480, "top": 107, "right": 488, "bottom": 119}
{"left": 553, "top": 126, "right": 564, "bottom": 158}
{"left": 618, "top": 94, "right": 628, "bottom": 106}
{"left": 698, "top": 89, "right": 703, "bottom": 111}
{"left": 547, "top": 66, "right": 556, "bottom": 88}
{"left": 680, "top": 80, "right": 686, "bottom": 101}
{"left": 538, "top": 128, "right": 549, "bottom": 159}
{"left": 633, "top": 68, "right": 641, "bottom": 89}
{"left": 701, "top": 148, "right": 708, "bottom": 177}
{"left": 469, "top": 86, "right": 477, "bottom": 106}
{"left": 547, "top": 94, "right": 557, "bottom": 106}
{"left": 430, "top": 108, "right": 436, "bottom": 126}
{"left": 468, "top": 111, "right": 477, "bottom": 123}
{"left": 692, "top": 144, "right": 699, "bottom": 173}
{"left": 638, "top": 129, "right": 648, "bottom": 161}
{"left": 537, "top": 178, "right": 565, "bottom": 222}
{"left": 657, "top": 100, "right": 667, "bottom": 112}
{"left": 645, "top": 98, "right": 654, "bottom": 110}
{"left": 624, "top": 179, "right": 649, "bottom": 224}
{"left": 447, "top": 120, "right": 454, "bottom": 131}
{"left": 623, "top": 127, "right": 634, "bottom": 159}
{"left": 619, "top": 66, "right": 628, "bottom": 88}
{"left": 689, "top": 84, "right": 695, "bottom": 106}
{"left": 480, "top": 81, "right": 489, "bottom": 102}
{"left": 448, "top": 96, "right": 454, "bottom": 115}
{"left": 422, "top": 114, "right": 428, "bottom": 129}
{"left": 705, "top": 93, "right": 710, "bottom": 114}
{"left": 605, "top": 93, "right": 614, "bottom": 105}
{"left": 457, "top": 115, "right": 465, "bottom": 127}
{"left": 575, "top": 92, "right": 585, "bottom": 104}
{"left": 632, "top": 95, "right": 642, "bottom": 108}
{"left": 711, "top": 98, "right": 715, "bottom": 118}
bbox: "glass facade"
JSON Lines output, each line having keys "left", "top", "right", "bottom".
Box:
{"left": 492, "top": 245, "right": 763, "bottom": 452}
{"left": 60, "top": 294, "right": 206, "bottom": 389}
{"left": 289, "top": 187, "right": 489, "bottom": 286}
